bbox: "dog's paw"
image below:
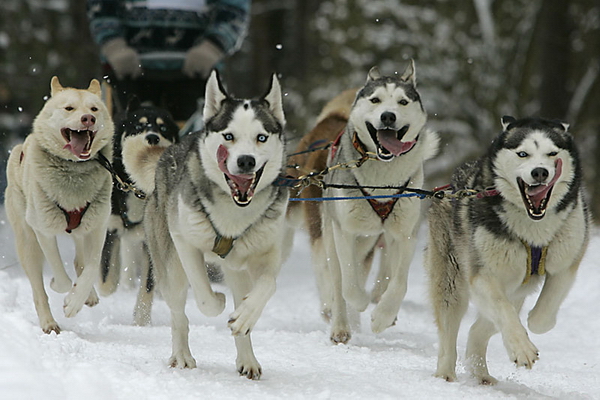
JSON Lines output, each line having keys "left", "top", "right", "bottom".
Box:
{"left": 237, "top": 358, "right": 262, "bottom": 380}
{"left": 527, "top": 308, "right": 556, "bottom": 334}
{"left": 169, "top": 352, "right": 196, "bottom": 369}
{"left": 50, "top": 276, "right": 72, "bottom": 293}
{"left": 504, "top": 333, "right": 539, "bottom": 369}
{"left": 433, "top": 371, "right": 457, "bottom": 383}
{"left": 197, "top": 291, "right": 226, "bottom": 317}
{"left": 228, "top": 301, "right": 260, "bottom": 337}
{"left": 63, "top": 290, "right": 85, "bottom": 318}
{"left": 370, "top": 301, "right": 398, "bottom": 334}
{"left": 41, "top": 320, "right": 61, "bottom": 335}
{"left": 85, "top": 287, "right": 99, "bottom": 307}
{"left": 330, "top": 328, "right": 351, "bottom": 345}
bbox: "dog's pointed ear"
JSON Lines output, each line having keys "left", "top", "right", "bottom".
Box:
{"left": 203, "top": 69, "right": 228, "bottom": 122}
{"left": 264, "top": 73, "right": 286, "bottom": 127}
{"left": 367, "top": 66, "right": 381, "bottom": 82}
{"left": 501, "top": 115, "right": 516, "bottom": 131}
{"left": 560, "top": 122, "right": 570, "bottom": 132}
{"left": 126, "top": 94, "right": 141, "bottom": 112}
{"left": 50, "top": 76, "right": 64, "bottom": 96}
{"left": 87, "top": 79, "right": 102, "bottom": 96}
{"left": 400, "top": 59, "right": 416, "bottom": 85}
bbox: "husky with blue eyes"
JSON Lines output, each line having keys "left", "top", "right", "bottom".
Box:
{"left": 426, "top": 116, "right": 590, "bottom": 384}
{"left": 124, "top": 70, "right": 287, "bottom": 380}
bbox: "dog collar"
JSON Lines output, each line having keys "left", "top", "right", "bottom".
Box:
{"left": 521, "top": 241, "right": 547, "bottom": 284}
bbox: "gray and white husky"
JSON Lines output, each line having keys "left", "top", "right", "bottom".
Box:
{"left": 426, "top": 116, "right": 590, "bottom": 384}
{"left": 317, "top": 61, "right": 439, "bottom": 344}
{"left": 127, "top": 70, "right": 288, "bottom": 379}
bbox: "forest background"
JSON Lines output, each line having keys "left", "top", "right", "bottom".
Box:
{"left": 1, "top": 0, "right": 599, "bottom": 218}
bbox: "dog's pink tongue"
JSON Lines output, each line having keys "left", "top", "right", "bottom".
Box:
{"left": 217, "top": 145, "right": 254, "bottom": 192}
{"left": 377, "top": 130, "right": 415, "bottom": 156}
{"left": 527, "top": 158, "right": 563, "bottom": 208}
{"left": 63, "top": 131, "right": 90, "bottom": 159}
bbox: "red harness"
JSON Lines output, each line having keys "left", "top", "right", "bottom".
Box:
{"left": 58, "top": 203, "right": 90, "bottom": 233}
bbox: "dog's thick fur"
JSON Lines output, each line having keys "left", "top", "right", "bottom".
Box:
{"left": 426, "top": 116, "right": 590, "bottom": 384}
{"left": 99, "top": 97, "right": 179, "bottom": 326}
{"left": 298, "top": 61, "right": 439, "bottom": 344}
{"left": 5, "top": 77, "right": 113, "bottom": 333}
{"left": 128, "top": 71, "right": 287, "bottom": 379}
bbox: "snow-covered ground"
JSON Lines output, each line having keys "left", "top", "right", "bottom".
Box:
{"left": 0, "top": 208, "right": 598, "bottom": 400}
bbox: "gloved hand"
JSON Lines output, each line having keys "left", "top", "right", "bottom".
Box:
{"left": 182, "top": 40, "right": 224, "bottom": 78}
{"left": 101, "top": 37, "right": 142, "bottom": 80}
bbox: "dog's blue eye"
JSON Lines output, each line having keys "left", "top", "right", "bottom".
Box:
{"left": 399, "top": 99, "right": 408, "bottom": 106}
{"left": 257, "top": 134, "right": 268, "bottom": 143}
{"left": 223, "top": 133, "right": 234, "bottom": 141}
{"left": 517, "top": 151, "right": 528, "bottom": 158}
{"left": 160, "top": 125, "right": 167, "bottom": 132}
{"left": 370, "top": 97, "right": 380, "bottom": 104}
{"left": 548, "top": 151, "right": 558, "bottom": 157}
{"left": 135, "top": 125, "right": 142, "bottom": 131}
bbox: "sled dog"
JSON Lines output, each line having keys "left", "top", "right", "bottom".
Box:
{"left": 306, "top": 61, "right": 439, "bottom": 344}
{"left": 5, "top": 77, "right": 113, "bottom": 333}
{"left": 132, "top": 70, "right": 287, "bottom": 379}
{"left": 426, "top": 116, "right": 589, "bottom": 384}
{"left": 99, "top": 97, "right": 179, "bottom": 326}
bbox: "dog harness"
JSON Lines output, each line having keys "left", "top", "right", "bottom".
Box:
{"left": 522, "top": 241, "right": 547, "bottom": 284}
{"left": 57, "top": 203, "right": 90, "bottom": 233}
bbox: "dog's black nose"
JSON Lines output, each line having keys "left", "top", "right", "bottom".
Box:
{"left": 146, "top": 134, "right": 160, "bottom": 145}
{"left": 531, "top": 167, "right": 549, "bottom": 183}
{"left": 237, "top": 155, "right": 256, "bottom": 173}
{"left": 380, "top": 111, "right": 396, "bottom": 127}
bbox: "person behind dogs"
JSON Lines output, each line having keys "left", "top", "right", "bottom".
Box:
{"left": 87, "top": 0, "right": 250, "bottom": 121}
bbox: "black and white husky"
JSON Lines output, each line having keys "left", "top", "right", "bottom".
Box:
{"left": 125, "top": 71, "right": 288, "bottom": 379}
{"left": 426, "top": 116, "right": 590, "bottom": 384}
{"left": 99, "top": 97, "right": 179, "bottom": 326}
{"left": 315, "top": 61, "right": 439, "bottom": 344}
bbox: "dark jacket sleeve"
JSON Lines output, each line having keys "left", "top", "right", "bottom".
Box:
{"left": 204, "top": 0, "right": 251, "bottom": 55}
{"left": 87, "top": 0, "right": 125, "bottom": 46}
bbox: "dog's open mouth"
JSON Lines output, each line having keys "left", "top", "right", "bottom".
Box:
{"left": 61, "top": 128, "right": 96, "bottom": 160}
{"left": 366, "top": 122, "right": 417, "bottom": 161}
{"left": 517, "top": 158, "right": 562, "bottom": 220}
{"left": 217, "top": 145, "right": 264, "bottom": 207}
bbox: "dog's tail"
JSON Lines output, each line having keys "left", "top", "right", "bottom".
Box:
{"left": 121, "top": 136, "right": 168, "bottom": 194}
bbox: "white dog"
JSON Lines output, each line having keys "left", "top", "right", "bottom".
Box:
{"left": 5, "top": 76, "right": 113, "bottom": 333}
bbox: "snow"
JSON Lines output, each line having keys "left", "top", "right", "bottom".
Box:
{"left": 0, "top": 207, "right": 598, "bottom": 400}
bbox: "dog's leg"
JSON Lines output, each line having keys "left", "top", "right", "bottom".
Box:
{"left": 133, "top": 244, "right": 154, "bottom": 326}
{"left": 223, "top": 267, "right": 264, "bottom": 380}
{"left": 425, "top": 200, "right": 468, "bottom": 382}
{"left": 163, "top": 262, "right": 196, "bottom": 369}
{"left": 332, "top": 224, "right": 370, "bottom": 312}
{"left": 171, "top": 233, "right": 225, "bottom": 316}
{"left": 371, "top": 236, "right": 389, "bottom": 304}
{"left": 311, "top": 236, "right": 333, "bottom": 322}
{"left": 528, "top": 255, "right": 582, "bottom": 334}
{"left": 470, "top": 275, "right": 539, "bottom": 370}
{"left": 34, "top": 232, "right": 72, "bottom": 293}
{"left": 17, "top": 225, "right": 61, "bottom": 333}
{"left": 119, "top": 230, "right": 140, "bottom": 290}
{"left": 323, "top": 221, "right": 351, "bottom": 344}
{"left": 465, "top": 315, "right": 498, "bottom": 385}
{"left": 370, "top": 231, "right": 417, "bottom": 334}
{"left": 63, "top": 228, "right": 105, "bottom": 317}
{"left": 99, "top": 229, "right": 121, "bottom": 296}
{"left": 73, "top": 238, "right": 99, "bottom": 307}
